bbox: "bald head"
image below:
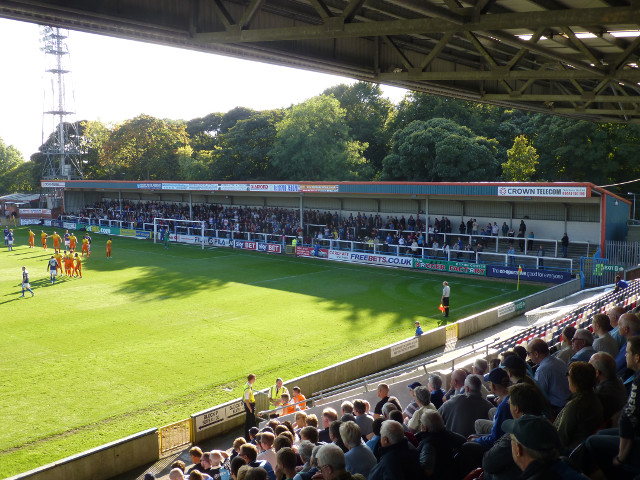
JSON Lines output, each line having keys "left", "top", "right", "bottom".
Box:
{"left": 451, "top": 369, "right": 468, "bottom": 389}
{"left": 609, "top": 306, "right": 625, "bottom": 327}
{"left": 619, "top": 313, "right": 640, "bottom": 338}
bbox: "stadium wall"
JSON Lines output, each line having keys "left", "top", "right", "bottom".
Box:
{"left": 6, "top": 429, "right": 159, "bottom": 480}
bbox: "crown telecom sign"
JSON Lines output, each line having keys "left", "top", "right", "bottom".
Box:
{"left": 497, "top": 186, "right": 587, "bottom": 198}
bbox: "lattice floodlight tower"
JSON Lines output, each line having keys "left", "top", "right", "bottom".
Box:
{"left": 40, "top": 26, "right": 82, "bottom": 208}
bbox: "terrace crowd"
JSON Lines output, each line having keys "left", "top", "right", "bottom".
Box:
{"left": 149, "top": 301, "right": 640, "bottom": 480}
{"left": 76, "top": 201, "right": 567, "bottom": 257}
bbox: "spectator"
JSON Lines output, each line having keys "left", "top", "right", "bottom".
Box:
{"left": 590, "top": 352, "right": 627, "bottom": 423}
{"left": 188, "top": 446, "right": 206, "bottom": 474}
{"left": 470, "top": 368, "right": 513, "bottom": 448}
{"left": 230, "top": 456, "right": 247, "bottom": 480}
{"left": 554, "top": 325, "right": 576, "bottom": 364}
{"left": 501, "top": 222, "right": 509, "bottom": 237}
{"left": 614, "top": 275, "right": 629, "bottom": 292}
{"left": 340, "top": 401, "right": 354, "bottom": 418}
{"left": 608, "top": 306, "right": 626, "bottom": 349}
{"left": 318, "top": 408, "right": 338, "bottom": 443}
{"left": 239, "top": 444, "right": 276, "bottom": 480}
{"left": 444, "top": 368, "right": 468, "bottom": 401}
{"left": 592, "top": 313, "right": 619, "bottom": 358}
{"left": 295, "top": 441, "right": 314, "bottom": 474}
{"left": 403, "top": 382, "right": 422, "bottom": 422}
{"left": 339, "top": 421, "right": 377, "bottom": 478}
{"left": 438, "top": 374, "right": 493, "bottom": 437}
{"left": 584, "top": 336, "right": 640, "bottom": 476}
{"left": 352, "top": 399, "right": 374, "bottom": 440}
{"left": 328, "top": 420, "right": 348, "bottom": 453}
{"left": 569, "top": 329, "right": 596, "bottom": 364}
{"left": 293, "top": 412, "right": 307, "bottom": 433}
{"left": 299, "top": 426, "right": 319, "bottom": 445}
{"left": 373, "top": 384, "right": 389, "bottom": 419}
{"left": 537, "top": 245, "right": 545, "bottom": 268}
{"left": 415, "top": 321, "right": 423, "bottom": 336}
{"left": 245, "top": 468, "right": 268, "bottom": 480}
{"left": 257, "top": 432, "right": 276, "bottom": 469}
{"left": 561, "top": 233, "right": 569, "bottom": 257}
{"left": 368, "top": 420, "right": 422, "bottom": 480}
{"left": 315, "top": 443, "right": 364, "bottom": 480}
{"left": 407, "top": 386, "right": 436, "bottom": 432}
{"left": 428, "top": 374, "right": 446, "bottom": 409}
{"left": 171, "top": 460, "right": 186, "bottom": 473}
{"left": 291, "top": 386, "right": 307, "bottom": 410}
{"left": 169, "top": 468, "right": 185, "bottom": 480}
{"left": 553, "top": 361, "right": 604, "bottom": 452}
{"left": 615, "top": 313, "right": 640, "bottom": 373}
{"left": 416, "top": 410, "right": 465, "bottom": 479}
{"left": 502, "top": 415, "right": 563, "bottom": 479}
{"left": 482, "top": 383, "right": 547, "bottom": 480}
{"left": 274, "top": 447, "right": 297, "bottom": 480}
{"left": 365, "top": 417, "right": 384, "bottom": 457}
{"left": 528, "top": 338, "right": 571, "bottom": 414}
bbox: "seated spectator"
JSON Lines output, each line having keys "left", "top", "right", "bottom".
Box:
{"left": 569, "top": 329, "right": 597, "bottom": 364}
{"left": 274, "top": 447, "right": 297, "bottom": 480}
{"left": 513, "top": 345, "right": 535, "bottom": 378}
{"left": 257, "top": 432, "right": 276, "bottom": 469}
{"left": 470, "top": 368, "right": 513, "bottom": 448}
{"left": 171, "top": 460, "right": 186, "bottom": 473}
{"left": 416, "top": 410, "right": 465, "bottom": 479}
{"left": 427, "top": 374, "right": 446, "bottom": 409}
{"left": 352, "top": 399, "right": 374, "bottom": 440}
{"left": 528, "top": 338, "right": 571, "bottom": 414}
{"left": 274, "top": 433, "right": 294, "bottom": 453}
{"left": 315, "top": 443, "right": 364, "bottom": 480}
{"left": 407, "top": 386, "right": 436, "bottom": 433}
{"left": 403, "top": 382, "right": 422, "bottom": 423}
{"left": 590, "top": 352, "right": 627, "bottom": 423}
{"left": 608, "top": 306, "right": 626, "bottom": 350}
{"left": 365, "top": 417, "right": 384, "bottom": 458}
{"left": 299, "top": 426, "right": 319, "bottom": 445}
{"left": 169, "top": 468, "right": 185, "bottom": 480}
{"left": 502, "top": 415, "right": 564, "bottom": 479}
{"left": 293, "top": 412, "right": 307, "bottom": 433}
{"left": 553, "top": 325, "right": 576, "bottom": 364}
{"left": 245, "top": 468, "right": 268, "bottom": 480}
{"left": 293, "top": 444, "right": 321, "bottom": 480}
{"left": 482, "top": 383, "right": 546, "bottom": 480}
{"left": 444, "top": 368, "right": 468, "bottom": 401}
{"left": 188, "top": 446, "right": 206, "bottom": 474}
{"left": 501, "top": 353, "right": 535, "bottom": 387}
{"left": 305, "top": 414, "right": 318, "bottom": 428}
{"left": 368, "top": 420, "right": 422, "bottom": 480}
{"left": 318, "top": 408, "right": 338, "bottom": 443}
{"left": 231, "top": 438, "right": 247, "bottom": 462}
{"left": 553, "top": 361, "right": 604, "bottom": 452}
{"left": 230, "top": 457, "right": 247, "bottom": 480}
{"left": 328, "top": 420, "right": 348, "bottom": 453}
{"left": 339, "top": 421, "right": 377, "bottom": 478}
{"left": 584, "top": 336, "right": 640, "bottom": 477}
{"left": 239, "top": 444, "right": 276, "bottom": 480}
{"left": 438, "top": 374, "right": 493, "bottom": 437}
{"left": 615, "top": 312, "right": 640, "bottom": 373}
{"left": 209, "top": 451, "right": 231, "bottom": 480}
{"left": 592, "top": 313, "right": 619, "bottom": 358}
{"left": 341, "top": 401, "right": 354, "bottom": 418}
{"left": 294, "top": 441, "right": 314, "bottom": 475}
{"left": 380, "top": 401, "right": 398, "bottom": 420}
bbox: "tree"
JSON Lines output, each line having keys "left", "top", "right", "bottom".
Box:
{"left": 381, "top": 118, "right": 499, "bottom": 181}
{"left": 100, "top": 115, "right": 189, "bottom": 180}
{"left": 0, "top": 161, "right": 36, "bottom": 193}
{"left": 502, "top": 135, "right": 539, "bottom": 181}
{"left": 0, "top": 137, "right": 23, "bottom": 175}
{"left": 322, "top": 82, "right": 392, "bottom": 173}
{"left": 270, "top": 95, "right": 370, "bottom": 180}
{"left": 212, "top": 110, "right": 284, "bottom": 180}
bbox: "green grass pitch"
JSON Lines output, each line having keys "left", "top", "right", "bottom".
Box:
{"left": 0, "top": 225, "right": 544, "bottom": 477}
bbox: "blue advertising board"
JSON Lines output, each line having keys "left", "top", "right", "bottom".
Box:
{"left": 486, "top": 265, "right": 572, "bottom": 284}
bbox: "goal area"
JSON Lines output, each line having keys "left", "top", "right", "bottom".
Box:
{"left": 153, "top": 218, "right": 206, "bottom": 250}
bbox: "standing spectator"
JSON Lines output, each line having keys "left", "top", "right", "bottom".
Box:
{"left": 415, "top": 321, "right": 423, "bottom": 336}
{"left": 527, "top": 338, "right": 571, "bottom": 415}
{"left": 438, "top": 375, "right": 493, "bottom": 438}
{"left": 492, "top": 222, "right": 499, "bottom": 236}
{"left": 291, "top": 386, "right": 307, "bottom": 410}
{"left": 269, "top": 378, "right": 288, "bottom": 416}
{"left": 518, "top": 220, "right": 527, "bottom": 237}
{"left": 368, "top": 421, "right": 423, "bottom": 480}
{"left": 507, "top": 245, "right": 515, "bottom": 266}
{"left": 501, "top": 222, "right": 509, "bottom": 237}
{"left": 561, "top": 233, "right": 569, "bottom": 257}
{"left": 472, "top": 219, "right": 479, "bottom": 235}
{"left": 592, "top": 313, "right": 619, "bottom": 358}
{"left": 537, "top": 245, "right": 545, "bottom": 268}
{"left": 441, "top": 281, "right": 450, "bottom": 318}
{"left": 527, "top": 231, "right": 535, "bottom": 251}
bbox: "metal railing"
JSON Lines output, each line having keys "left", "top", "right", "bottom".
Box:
{"left": 158, "top": 418, "right": 193, "bottom": 457}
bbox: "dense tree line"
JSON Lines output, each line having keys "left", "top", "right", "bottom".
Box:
{"left": 1, "top": 82, "right": 640, "bottom": 197}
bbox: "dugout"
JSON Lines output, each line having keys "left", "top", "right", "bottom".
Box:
{"left": 49, "top": 180, "right": 630, "bottom": 250}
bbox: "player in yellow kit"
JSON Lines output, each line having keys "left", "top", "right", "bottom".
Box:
{"left": 41, "top": 231, "right": 48, "bottom": 249}
{"left": 81, "top": 236, "right": 89, "bottom": 257}
{"left": 51, "top": 231, "right": 61, "bottom": 253}
{"left": 64, "top": 252, "right": 73, "bottom": 276}
{"left": 54, "top": 251, "right": 63, "bottom": 273}
{"left": 69, "top": 233, "right": 77, "bottom": 252}
{"left": 28, "top": 229, "right": 35, "bottom": 248}
{"left": 106, "top": 238, "right": 112, "bottom": 259}
{"left": 74, "top": 253, "right": 82, "bottom": 278}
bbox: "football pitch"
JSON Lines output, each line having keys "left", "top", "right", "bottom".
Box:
{"left": 0, "top": 225, "right": 544, "bottom": 477}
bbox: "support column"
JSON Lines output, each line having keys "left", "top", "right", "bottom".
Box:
{"left": 189, "top": 193, "right": 193, "bottom": 220}
{"left": 299, "top": 194, "right": 304, "bottom": 234}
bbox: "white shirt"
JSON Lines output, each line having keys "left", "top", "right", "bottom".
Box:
{"left": 443, "top": 285, "right": 450, "bottom": 297}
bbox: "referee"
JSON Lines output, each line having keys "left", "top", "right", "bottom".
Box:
{"left": 441, "top": 281, "right": 450, "bottom": 318}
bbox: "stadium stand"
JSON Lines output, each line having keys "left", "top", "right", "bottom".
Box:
{"left": 135, "top": 281, "right": 640, "bottom": 480}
